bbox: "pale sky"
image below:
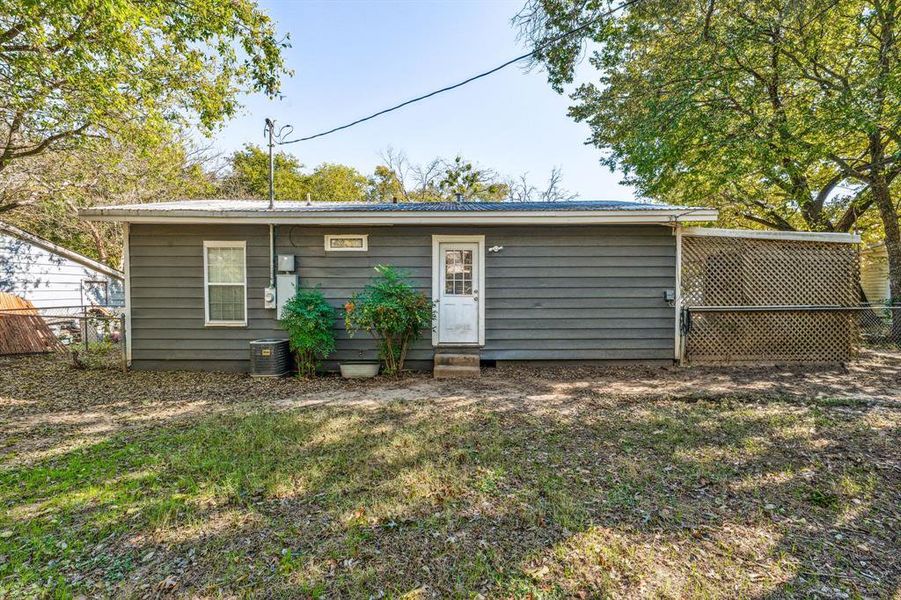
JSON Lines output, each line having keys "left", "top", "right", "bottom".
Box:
{"left": 211, "top": 0, "right": 636, "bottom": 200}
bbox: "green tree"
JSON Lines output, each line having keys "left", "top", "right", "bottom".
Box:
{"left": 517, "top": 0, "right": 900, "bottom": 300}
{"left": 367, "top": 165, "right": 408, "bottom": 202}
{"left": 222, "top": 145, "right": 308, "bottom": 200}
{"left": 306, "top": 163, "right": 368, "bottom": 202}
{"left": 0, "top": 0, "right": 288, "bottom": 211}
{"left": 439, "top": 155, "right": 509, "bottom": 201}
{"left": 222, "top": 146, "right": 368, "bottom": 202}
{"left": 367, "top": 149, "right": 511, "bottom": 202}
{"left": 2, "top": 135, "right": 216, "bottom": 266}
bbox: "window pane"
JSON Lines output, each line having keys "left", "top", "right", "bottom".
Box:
{"left": 207, "top": 247, "right": 244, "bottom": 284}
{"left": 329, "top": 236, "right": 364, "bottom": 249}
{"left": 209, "top": 285, "right": 245, "bottom": 322}
{"left": 444, "top": 249, "right": 473, "bottom": 296}
{"left": 445, "top": 250, "right": 456, "bottom": 294}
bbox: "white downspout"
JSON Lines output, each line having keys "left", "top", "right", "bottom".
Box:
{"left": 123, "top": 222, "right": 132, "bottom": 366}
{"left": 674, "top": 224, "right": 683, "bottom": 364}
{"left": 269, "top": 223, "right": 275, "bottom": 289}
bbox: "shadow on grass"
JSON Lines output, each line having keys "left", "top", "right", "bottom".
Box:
{"left": 0, "top": 389, "right": 898, "bottom": 598}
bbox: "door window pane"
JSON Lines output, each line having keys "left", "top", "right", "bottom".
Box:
{"left": 444, "top": 249, "right": 472, "bottom": 295}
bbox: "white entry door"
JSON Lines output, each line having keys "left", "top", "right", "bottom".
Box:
{"left": 438, "top": 242, "right": 480, "bottom": 344}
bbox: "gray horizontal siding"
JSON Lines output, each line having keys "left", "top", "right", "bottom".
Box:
{"left": 128, "top": 224, "right": 676, "bottom": 371}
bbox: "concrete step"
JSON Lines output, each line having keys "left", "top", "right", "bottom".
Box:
{"left": 433, "top": 364, "right": 481, "bottom": 379}
{"left": 434, "top": 353, "right": 480, "bottom": 367}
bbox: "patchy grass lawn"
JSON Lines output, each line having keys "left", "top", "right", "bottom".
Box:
{"left": 0, "top": 357, "right": 899, "bottom": 598}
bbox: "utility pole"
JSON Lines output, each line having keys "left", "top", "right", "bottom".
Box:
{"left": 264, "top": 118, "right": 275, "bottom": 210}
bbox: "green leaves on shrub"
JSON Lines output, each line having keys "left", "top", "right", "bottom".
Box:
{"left": 344, "top": 265, "right": 433, "bottom": 376}
{"left": 280, "top": 288, "right": 337, "bottom": 377}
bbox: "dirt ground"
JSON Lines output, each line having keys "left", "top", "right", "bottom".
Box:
{"left": 2, "top": 350, "right": 900, "bottom": 468}
{"left": 1, "top": 352, "right": 899, "bottom": 598}
{"left": 0, "top": 351, "right": 901, "bottom": 465}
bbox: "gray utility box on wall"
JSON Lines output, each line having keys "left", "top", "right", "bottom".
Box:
{"left": 276, "top": 254, "right": 298, "bottom": 319}
{"left": 276, "top": 274, "right": 298, "bottom": 318}
{"left": 249, "top": 338, "right": 292, "bottom": 377}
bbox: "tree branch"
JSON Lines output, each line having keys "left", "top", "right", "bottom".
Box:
{"left": 0, "top": 122, "right": 91, "bottom": 171}
{"left": 834, "top": 186, "right": 873, "bottom": 232}
{"left": 0, "top": 21, "right": 25, "bottom": 45}
{"left": 702, "top": 0, "right": 716, "bottom": 40}
{"left": 740, "top": 212, "right": 795, "bottom": 230}
{"left": 813, "top": 172, "right": 847, "bottom": 208}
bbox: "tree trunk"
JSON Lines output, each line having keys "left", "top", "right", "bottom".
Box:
{"left": 870, "top": 162, "right": 901, "bottom": 338}
{"left": 397, "top": 335, "right": 410, "bottom": 374}
{"left": 86, "top": 221, "right": 108, "bottom": 265}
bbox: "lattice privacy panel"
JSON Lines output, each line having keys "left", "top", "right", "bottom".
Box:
{"left": 686, "top": 310, "right": 858, "bottom": 363}
{"left": 681, "top": 236, "right": 859, "bottom": 307}
{"left": 681, "top": 235, "right": 859, "bottom": 364}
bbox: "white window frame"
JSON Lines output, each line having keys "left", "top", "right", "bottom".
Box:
{"left": 324, "top": 234, "right": 368, "bottom": 252}
{"left": 203, "top": 240, "right": 247, "bottom": 327}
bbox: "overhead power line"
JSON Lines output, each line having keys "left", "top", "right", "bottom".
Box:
{"left": 280, "top": 0, "right": 642, "bottom": 144}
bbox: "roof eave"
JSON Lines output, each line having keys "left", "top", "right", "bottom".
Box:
{"left": 681, "top": 226, "right": 861, "bottom": 244}
{"left": 0, "top": 221, "right": 124, "bottom": 279}
{"left": 80, "top": 208, "right": 719, "bottom": 225}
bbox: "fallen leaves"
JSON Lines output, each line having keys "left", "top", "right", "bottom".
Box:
{"left": 0, "top": 353, "right": 899, "bottom": 598}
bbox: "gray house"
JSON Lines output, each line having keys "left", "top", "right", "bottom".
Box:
{"left": 1, "top": 222, "right": 124, "bottom": 309}
{"left": 81, "top": 199, "right": 718, "bottom": 372}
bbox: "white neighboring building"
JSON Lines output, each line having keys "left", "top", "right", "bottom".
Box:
{"left": 860, "top": 242, "right": 892, "bottom": 305}
{"left": 0, "top": 222, "right": 124, "bottom": 309}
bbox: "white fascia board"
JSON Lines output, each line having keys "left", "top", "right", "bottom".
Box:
{"left": 681, "top": 227, "right": 860, "bottom": 244}
{"left": 81, "top": 208, "right": 719, "bottom": 225}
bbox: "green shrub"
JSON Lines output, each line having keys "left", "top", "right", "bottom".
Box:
{"left": 344, "top": 265, "right": 433, "bottom": 375}
{"left": 280, "top": 288, "right": 337, "bottom": 377}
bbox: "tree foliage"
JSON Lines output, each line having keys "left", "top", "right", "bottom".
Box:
{"left": 438, "top": 155, "right": 510, "bottom": 200}
{"left": 222, "top": 145, "right": 308, "bottom": 200}
{"left": 366, "top": 149, "right": 512, "bottom": 202}
{"left": 0, "top": 0, "right": 288, "bottom": 192}
{"left": 306, "top": 163, "right": 370, "bottom": 203}
{"left": 225, "top": 146, "right": 569, "bottom": 204}
{"left": 1, "top": 134, "right": 216, "bottom": 265}
{"left": 222, "top": 145, "right": 368, "bottom": 201}
{"left": 517, "top": 0, "right": 901, "bottom": 298}
{"left": 343, "top": 266, "right": 433, "bottom": 376}
{"left": 280, "top": 288, "right": 337, "bottom": 377}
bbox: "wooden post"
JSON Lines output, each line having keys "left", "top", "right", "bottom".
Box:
{"left": 83, "top": 307, "right": 89, "bottom": 354}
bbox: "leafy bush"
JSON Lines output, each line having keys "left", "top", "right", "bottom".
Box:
{"left": 280, "top": 288, "right": 337, "bottom": 377}
{"left": 344, "top": 265, "right": 433, "bottom": 375}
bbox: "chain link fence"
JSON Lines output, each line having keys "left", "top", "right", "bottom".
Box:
{"left": 0, "top": 305, "right": 127, "bottom": 371}
{"left": 858, "top": 303, "right": 901, "bottom": 348}
{"left": 680, "top": 233, "right": 870, "bottom": 364}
